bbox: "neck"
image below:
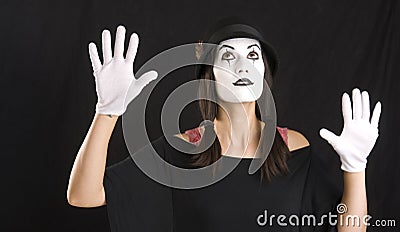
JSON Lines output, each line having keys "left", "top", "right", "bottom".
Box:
{"left": 213, "top": 101, "right": 261, "bottom": 148}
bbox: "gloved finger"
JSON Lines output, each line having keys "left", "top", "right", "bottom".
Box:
{"left": 342, "top": 93, "right": 352, "bottom": 124}
{"left": 136, "top": 70, "right": 158, "bottom": 88}
{"left": 88, "top": 42, "right": 102, "bottom": 72}
{"left": 352, "top": 88, "right": 362, "bottom": 120}
{"left": 114, "top": 25, "right": 126, "bottom": 59}
{"left": 371, "top": 101, "right": 382, "bottom": 128}
{"left": 361, "top": 91, "right": 370, "bottom": 121}
{"left": 126, "top": 33, "right": 139, "bottom": 63}
{"left": 319, "top": 128, "right": 339, "bottom": 146}
{"left": 102, "top": 29, "right": 112, "bottom": 64}
{"left": 124, "top": 70, "right": 158, "bottom": 108}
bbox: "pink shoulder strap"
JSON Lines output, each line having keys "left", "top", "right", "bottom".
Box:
{"left": 277, "top": 126, "right": 288, "bottom": 145}
{"left": 184, "top": 127, "right": 202, "bottom": 146}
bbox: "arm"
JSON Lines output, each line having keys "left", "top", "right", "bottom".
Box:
{"left": 320, "top": 88, "right": 381, "bottom": 232}
{"left": 338, "top": 171, "right": 367, "bottom": 231}
{"left": 67, "top": 114, "right": 118, "bottom": 207}
{"left": 67, "top": 25, "right": 158, "bottom": 208}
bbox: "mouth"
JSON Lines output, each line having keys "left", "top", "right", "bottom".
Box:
{"left": 232, "top": 78, "right": 254, "bottom": 86}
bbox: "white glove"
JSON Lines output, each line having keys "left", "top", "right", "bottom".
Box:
{"left": 88, "top": 25, "right": 158, "bottom": 116}
{"left": 320, "top": 88, "right": 382, "bottom": 172}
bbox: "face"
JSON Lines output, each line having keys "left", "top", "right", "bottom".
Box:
{"left": 213, "top": 38, "right": 265, "bottom": 103}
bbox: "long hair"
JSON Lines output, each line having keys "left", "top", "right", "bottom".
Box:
{"left": 191, "top": 48, "right": 290, "bottom": 183}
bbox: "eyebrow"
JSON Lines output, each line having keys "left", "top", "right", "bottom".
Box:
{"left": 218, "top": 44, "right": 235, "bottom": 51}
{"left": 218, "top": 44, "right": 261, "bottom": 51}
{"left": 247, "top": 44, "right": 261, "bottom": 50}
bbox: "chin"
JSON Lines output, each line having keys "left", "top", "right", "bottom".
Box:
{"left": 220, "top": 92, "right": 261, "bottom": 103}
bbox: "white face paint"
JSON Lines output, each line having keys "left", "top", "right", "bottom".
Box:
{"left": 213, "top": 38, "right": 265, "bottom": 103}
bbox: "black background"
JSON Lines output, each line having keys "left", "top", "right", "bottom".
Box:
{"left": 1, "top": 0, "right": 399, "bottom": 231}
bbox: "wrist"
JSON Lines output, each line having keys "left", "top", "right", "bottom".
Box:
{"left": 343, "top": 169, "right": 365, "bottom": 175}
{"left": 95, "top": 113, "right": 119, "bottom": 121}
{"left": 343, "top": 171, "right": 366, "bottom": 191}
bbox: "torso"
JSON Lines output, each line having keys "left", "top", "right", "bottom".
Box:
{"left": 104, "top": 123, "right": 339, "bottom": 232}
{"left": 169, "top": 139, "right": 312, "bottom": 232}
{"left": 169, "top": 123, "right": 312, "bottom": 231}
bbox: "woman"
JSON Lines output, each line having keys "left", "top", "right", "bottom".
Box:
{"left": 67, "top": 17, "right": 381, "bottom": 232}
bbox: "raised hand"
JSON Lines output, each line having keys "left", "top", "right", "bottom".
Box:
{"left": 319, "top": 88, "right": 382, "bottom": 172}
{"left": 88, "top": 25, "right": 158, "bottom": 116}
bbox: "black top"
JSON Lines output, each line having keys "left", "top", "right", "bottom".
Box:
{"left": 103, "top": 135, "right": 342, "bottom": 232}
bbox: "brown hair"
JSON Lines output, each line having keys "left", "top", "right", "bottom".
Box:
{"left": 190, "top": 48, "right": 290, "bottom": 183}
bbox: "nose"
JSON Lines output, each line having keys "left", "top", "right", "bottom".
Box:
{"left": 235, "top": 58, "right": 249, "bottom": 74}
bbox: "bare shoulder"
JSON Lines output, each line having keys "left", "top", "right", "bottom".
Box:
{"left": 287, "top": 129, "right": 310, "bottom": 152}
{"left": 173, "top": 132, "right": 190, "bottom": 142}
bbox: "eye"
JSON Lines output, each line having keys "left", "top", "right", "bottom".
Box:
{"left": 247, "top": 51, "right": 259, "bottom": 60}
{"left": 221, "top": 51, "right": 235, "bottom": 60}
